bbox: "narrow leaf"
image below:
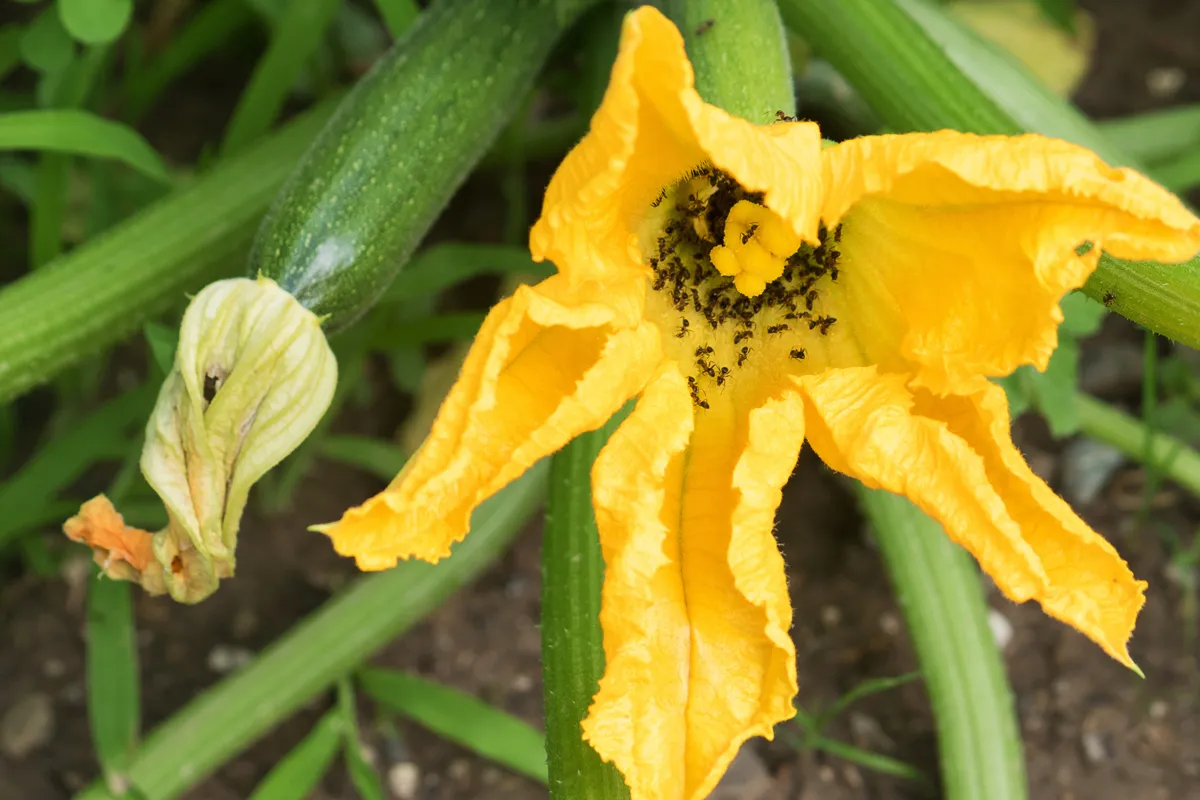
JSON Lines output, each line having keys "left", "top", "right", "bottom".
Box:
{"left": 372, "top": 0, "right": 420, "bottom": 40}
{"left": 1096, "top": 103, "right": 1200, "bottom": 166}
{"left": 222, "top": 0, "right": 342, "bottom": 155}
{"left": 143, "top": 321, "right": 179, "bottom": 376}
{"left": 812, "top": 735, "right": 927, "bottom": 783}
{"left": 58, "top": 0, "right": 134, "bottom": 46}
{"left": 319, "top": 435, "right": 408, "bottom": 483}
{"left": 338, "top": 678, "right": 384, "bottom": 800}
{"left": 86, "top": 570, "right": 141, "bottom": 774}
{"left": 19, "top": 9, "right": 73, "bottom": 74}
{"left": 0, "top": 110, "right": 171, "bottom": 182}
{"left": 359, "top": 668, "right": 549, "bottom": 784}
{"left": 381, "top": 243, "right": 549, "bottom": 304}
{"left": 247, "top": 711, "right": 343, "bottom": 800}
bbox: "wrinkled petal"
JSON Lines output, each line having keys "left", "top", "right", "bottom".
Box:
{"left": 64, "top": 495, "right": 157, "bottom": 580}
{"left": 530, "top": 5, "right": 824, "bottom": 324}
{"left": 797, "top": 367, "right": 1144, "bottom": 667}
{"left": 586, "top": 365, "right": 800, "bottom": 800}
{"left": 823, "top": 132, "right": 1200, "bottom": 391}
{"left": 316, "top": 277, "right": 659, "bottom": 569}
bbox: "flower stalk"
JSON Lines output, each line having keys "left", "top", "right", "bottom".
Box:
{"left": 858, "top": 488, "right": 1027, "bottom": 799}
{"left": 542, "top": 412, "right": 632, "bottom": 800}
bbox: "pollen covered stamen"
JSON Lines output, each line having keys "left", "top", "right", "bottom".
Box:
{"left": 709, "top": 201, "right": 802, "bottom": 297}
{"left": 646, "top": 165, "right": 843, "bottom": 409}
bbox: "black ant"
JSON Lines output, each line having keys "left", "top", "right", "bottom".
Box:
{"left": 766, "top": 324, "right": 789, "bottom": 335}
{"left": 695, "top": 18, "right": 714, "bottom": 35}
{"left": 741, "top": 223, "right": 758, "bottom": 245}
{"left": 737, "top": 346, "right": 750, "bottom": 366}
{"left": 695, "top": 345, "right": 713, "bottom": 357}
{"left": 789, "top": 348, "right": 806, "bottom": 360}
{"left": 675, "top": 319, "right": 691, "bottom": 338}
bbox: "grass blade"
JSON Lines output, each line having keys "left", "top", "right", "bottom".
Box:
{"left": 221, "top": 0, "right": 341, "bottom": 156}
{"left": 247, "top": 711, "right": 343, "bottom": 800}
{"left": 338, "top": 678, "right": 384, "bottom": 800}
{"left": 1096, "top": 103, "right": 1200, "bottom": 166}
{"left": 372, "top": 0, "right": 420, "bottom": 40}
{"left": 86, "top": 572, "right": 141, "bottom": 775}
{"left": 815, "top": 672, "right": 921, "bottom": 729}
{"left": 318, "top": 435, "right": 407, "bottom": 483}
{"left": 380, "top": 243, "right": 549, "bottom": 305}
{"left": 0, "top": 109, "right": 170, "bottom": 181}
{"left": 811, "top": 736, "right": 927, "bottom": 783}
{"left": 359, "top": 668, "right": 549, "bottom": 784}
{"left": 0, "top": 383, "right": 156, "bottom": 547}
{"left": 125, "top": 0, "right": 256, "bottom": 121}
{"left": 71, "top": 462, "right": 548, "bottom": 800}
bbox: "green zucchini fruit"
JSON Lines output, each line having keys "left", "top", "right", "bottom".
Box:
{"left": 249, "top": 0, "right": 600, "bottom": 333}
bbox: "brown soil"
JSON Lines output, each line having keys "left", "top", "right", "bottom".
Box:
{"left": 3, "top": 1, "right": 1200, "bottom": 799}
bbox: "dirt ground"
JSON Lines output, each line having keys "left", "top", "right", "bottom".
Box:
{"left": 3, "top": 1, "right": 1200, "bottom": 798}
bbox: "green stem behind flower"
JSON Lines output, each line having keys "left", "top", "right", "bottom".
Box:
{"left": 777, "top": 0, "right": 1200, "bottom": 351}
{"left": 71, "top": 465, "right": 547, "bottom": 800}
{"left": 857, "top": 488, "right": 1028, "bottom": 800}
{"left": 1076, "top": 392, "right": 1200, "bottom": 499}
{"left": 666, "top": 0, "right": 796, "bottom": 124}
{"left": 542, "top": 417, "right": 632, "bottom": 800}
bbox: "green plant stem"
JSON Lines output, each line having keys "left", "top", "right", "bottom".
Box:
{"left": 71, "top": 464, "right": 547, "bottom": 800}
{"left": 857, "top": 488, "right": 1026, "bottom": 800}
{"left": 665, "top": 0, "right": 795, "bottom": 124}
{"left": 777, "top": 0, "right": 1200, "bottom": 350}
{"left": 542, "top": 418, "right": 630, "bottom": 800}
{"left": 1076, "top": 392, "right": 1200, "bottom": 499}
{"left": 0, "top": 99, "right": 337, "bottom": 406}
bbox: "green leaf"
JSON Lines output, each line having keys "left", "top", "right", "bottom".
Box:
{"left": 372, "top": 0, "right": 420, "bottom": 40}
{"left": 814, "top": 672, "right": 921, "bottom": 729}
{"left": 125, "top": 0, "right": 256, "bottom": 121}
{"left": 0, "top": 110, "right": 171, "bottom": 182}
{"left": 19, "top": 8, "right": 74, "bottom": 74}
{"left": 1096, "top": 103, "right": 1200, "bottom": 166}
{"left": 809, "top": 735, "right": 927, "bottom": 783}
{"left": 338, "top": 678, "right": 385, "bottom": 800}
{"left": 359, "top": 668, "right": 550, "bottom": 784}
{"left": 369, "top": 311, "right": 486, "bottom": 350}
{"left": 381, "top": 243, "right": 549, "bottom": 305}
{"left": 143, "top": 321, "right": 179, "bottom": 376}
{"left": 318, "top": 435, "right": 408, "bottom": 482}
{"left": 1147, "top": 148, "right": 1200, "bottom": 194}
{"left": 0, "top": 24, "right": 25, "bottom": 82}
{"left": 86, "top": 569, "right": 141, "bottom": 774}
{"left": 222, "top": 0, "right": 342, "bottom": 156}
{"left": 59, "top": 0, "right": 133, "bottom": 46}
{"left": 247, "top": 711, "right": 343, "bottom": 800}
{"left": 1059, "top": 291, "right": 1106, "bottom": 337}
{"left": 0, "top": 384, "right": 156, "bottom": 547}
{"left": 1031, "top": 0, "right": 1076, "bottom": 34}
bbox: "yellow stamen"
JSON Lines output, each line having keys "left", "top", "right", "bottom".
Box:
{"left": 707, "top": 200, "right": 802, "bottom": 297}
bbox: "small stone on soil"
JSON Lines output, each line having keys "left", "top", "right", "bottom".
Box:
{"left": 988, "top": 608, "right": 1014, "bottom": 651}
{"left": 1, "top": 693, "right": 54, "bottom": 759}
{"left": 206, "top": 644, "right": 254, "bottom": 674}
{"left": 388, "top": 762, "right": 420, "bottom": 799}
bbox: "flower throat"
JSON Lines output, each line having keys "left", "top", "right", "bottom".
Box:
{"left": 648, "top": 166, "right": 842, "bottom": 408}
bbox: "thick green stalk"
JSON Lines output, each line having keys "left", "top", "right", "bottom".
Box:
{"left": 72, "top": 464, "right": 547, "bottom": 800}
{"left": 665, "top": 0, "right": 795, "bottom": 124}
{"left": 1076, "top": 392, "right": 1200, "bottom": 498}
{"left": 777, "top": 0, "right": 1200, "bottom": 349}
{"left": 542, "top": 418, "right": 631, "bottom": 800}
{"left": 0, "top": 100, "right": 337, "bottom": 405}
{"left": 857, "top": 488, "right": 1026, "bottom": 800}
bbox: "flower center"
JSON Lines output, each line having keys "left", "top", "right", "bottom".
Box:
{"left": 644, "top": 166, "right": 842, "bottom": 409}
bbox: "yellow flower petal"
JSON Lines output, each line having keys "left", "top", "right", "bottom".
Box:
{"left": 823, "top": 132, "right": 1200, "bottom": 391}
{"left": 529, "top": 5, "right": 824, "bottom": 322}
{"left": 316, "top": 277, "right": 659, "bottom": 569}
{"left": 587, "top": 365, "right": 800, "bottom": 800}
{"left": 797, "top": 367, "right": 1144, "bottom": 667}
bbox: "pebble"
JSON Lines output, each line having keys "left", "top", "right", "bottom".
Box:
{"left": 206, "top": 644, "right": 254, "bottom": 674}
{"left": 879, "top": 612, "right": 902, "bottom": 637}
{"left": 447, "top": 758, "right": 470, "bottom": 782}
{"left": 1081, "top": 730, "right": 1108, "bottom": 763}
{"left": 1149, "top": 700, "right": 1169, "bottom": 720}
{"left": 388, "top": 762, "right": 420, "bottom": 799}
{"left": 511, "top": 674, "right": 534, "bottom": 693}
{"left": 1, "top": 694, "right": 54, "bottom": 758}
{"left": 819, "top": 605, "right": 841, "bottom": 629}
{"left": 987, "top": 608, "right": 1014, "bottom": 651}
{"left": 1146, "top": 66, "right": 1186, "bottom": 99}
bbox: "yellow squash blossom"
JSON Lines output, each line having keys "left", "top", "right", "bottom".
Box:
{"left": 318, "top": 7, "right": 1200, "bottom": 799}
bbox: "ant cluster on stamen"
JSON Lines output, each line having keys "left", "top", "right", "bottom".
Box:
{"left": 647, "top": 165, "right": 844, "bottom": 409}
